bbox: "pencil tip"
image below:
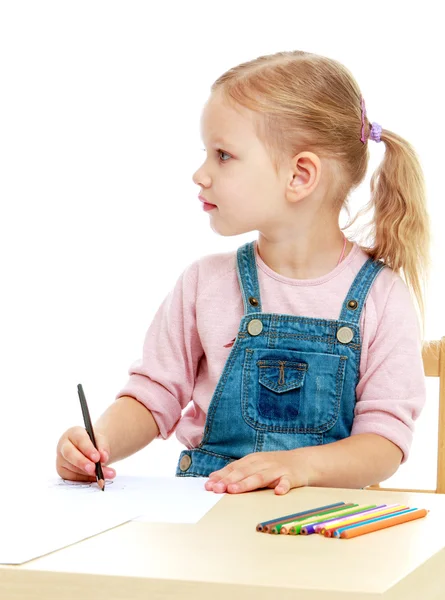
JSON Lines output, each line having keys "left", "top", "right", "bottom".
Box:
{"left": 98, "top": 479, "right": 105, "bottom": 491}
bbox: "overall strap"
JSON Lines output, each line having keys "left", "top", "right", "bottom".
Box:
{"left": 338, "top": 257, "right": 386, "bottom": 325}
{"left": 236, "top": 241, "right": 263, "bottom": 315}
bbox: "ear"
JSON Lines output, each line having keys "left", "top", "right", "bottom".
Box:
{"left": 285, "top": 152, "right": 322, "bottom": 203}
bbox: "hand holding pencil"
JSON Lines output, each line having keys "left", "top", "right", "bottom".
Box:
{"left": 77, "top": 384, "right": 106, "bottom": 491}
{"left": 55, "top": 386, "right": 116, "bottom": 487}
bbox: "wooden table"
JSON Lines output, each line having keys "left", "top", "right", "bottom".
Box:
{"left": 2, "top": 486, "right": 445, "bottom": 599}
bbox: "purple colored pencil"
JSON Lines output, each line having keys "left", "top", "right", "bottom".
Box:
{"left": 256, "top": 502, "right": 346, "bottom": 532}
{"left": 301, "top": 505, "right": 387, "bottom": 535}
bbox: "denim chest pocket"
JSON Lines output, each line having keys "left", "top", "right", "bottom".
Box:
{"left": 242, "top": 348, "right": 347, "bottom": 433}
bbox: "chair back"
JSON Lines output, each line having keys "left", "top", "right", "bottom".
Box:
{"left": 423, "top": 338, "right": 445, "bottom": 493}
{"left": 369, "top": 337, "right": 445, "bottom": 494}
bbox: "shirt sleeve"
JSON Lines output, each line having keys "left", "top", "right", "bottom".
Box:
{"left": 115, "top": 260, "right": 204, "bottom": 439}
{"left": 351, "top": 275, "right": 426, "bottom": 463}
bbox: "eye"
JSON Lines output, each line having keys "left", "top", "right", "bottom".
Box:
{"left": 200, "top": 148, "right": 232, "bottom": 163}
{"left": 217, "top": 149, "right": 231, "bottom": 162}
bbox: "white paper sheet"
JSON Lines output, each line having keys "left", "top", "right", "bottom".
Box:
{"left": 0, "top": 476, "right": 224, "bottom": 565}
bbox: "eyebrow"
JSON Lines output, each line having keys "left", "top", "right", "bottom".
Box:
{"left": 202, "top": 137, "right": 236, "bottom": 148}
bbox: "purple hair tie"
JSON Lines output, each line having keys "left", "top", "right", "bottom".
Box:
{"left": 369, "top": 122, "right": 382, "bottom": 142}
{"left": 360, "top": 96, "right": 382, "bottom": 143}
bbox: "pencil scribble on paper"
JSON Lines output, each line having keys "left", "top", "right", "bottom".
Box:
{"left": 56, "top": 479, "right": 114, "bottom": 489}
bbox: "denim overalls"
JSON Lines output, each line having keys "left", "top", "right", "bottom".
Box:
{"left": 176, "top": 241, "right": 386, "bottom": 477}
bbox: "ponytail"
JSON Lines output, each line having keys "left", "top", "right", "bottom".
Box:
{"left": 344, "top": 129, "right": 431, "bottom": 338}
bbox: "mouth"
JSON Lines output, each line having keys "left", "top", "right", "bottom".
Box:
{"left": 199, "top": 195, "right": 216, "bottom": 207}
{"left": 199, "top": 195, "right": 217, "bottom": 211}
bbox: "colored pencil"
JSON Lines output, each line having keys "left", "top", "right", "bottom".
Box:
{"left": 333, "top": 507, "right": 415, "bottom": 537}
{"left": 311, "top": 505, "right": 386, "bottom": 535}
{"left": 336, "top": 508, "right": 428, "bottom": 539}
{"left": 263, "top": 503, "right": 349, "bottom": 533}
{"left": 270, "top": 504, "right": 357, "bottom": 535}
{"left": 300, "top": 505, "right": 381, "bottom": 535}
{"left": 288, "top": 504, "right": 376, "bottom": 535}
{"left": 256, "top": 502, "right": 345, "bottom": 532}
{"left": 277, "top": 504, "right": 360, "bottom": 535}
{"left": 322, "top": 504, "right": 408, "bottom": 537}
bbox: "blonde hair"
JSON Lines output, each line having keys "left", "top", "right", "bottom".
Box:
{"left": 211, "top": 50, "right": 431, "bottom": 338}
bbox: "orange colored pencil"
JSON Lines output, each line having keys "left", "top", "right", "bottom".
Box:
{"left": 339, "top": 508, "right": 428, "bottom": 539}
{"left": 321, "top": 504, "right": 408, "bottom": 537}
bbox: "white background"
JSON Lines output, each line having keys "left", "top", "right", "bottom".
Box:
{"left": 1, "top": 1, "right": 443, "bottom": 489}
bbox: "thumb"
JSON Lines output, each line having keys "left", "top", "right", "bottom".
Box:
{"left": 274, "top": 476, "right": 291, "bottom": 495}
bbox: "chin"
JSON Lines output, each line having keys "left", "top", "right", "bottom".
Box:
{"left": 211, "top": 223, "right": 253, "bottom": 237}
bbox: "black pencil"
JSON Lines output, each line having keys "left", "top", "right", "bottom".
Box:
{"left": 77, "top": 383, "right": 105, "bottom": 491}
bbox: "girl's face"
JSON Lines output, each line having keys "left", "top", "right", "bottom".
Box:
{"left": 193, "top": 92, "right": 288, "bottom": 237}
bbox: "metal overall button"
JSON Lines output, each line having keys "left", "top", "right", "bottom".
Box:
{"left": 347, "top": 299, "right": 358, "bottom": 310}
{"left": 179, "top": 454, "right": 192, "bottom": 472}
{"left": 247, "top": 319, "right": 263, "bottom": 336}
{"left": 248, "top": 296, "right": 259, "bottom": 307}
{"left": 336, "top": 326, "right": 354, "bottom": 344}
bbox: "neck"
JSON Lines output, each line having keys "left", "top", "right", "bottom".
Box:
{"left": 256, "top": 230, "right": 352, "bottom": 280}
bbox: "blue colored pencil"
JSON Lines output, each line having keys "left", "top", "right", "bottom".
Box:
{"left": 332, "top": 508, "right": 417, "bottom": 538}
{"left": 256, "top": 502, "right": 346, "bottom": 532}
{"left": 301, "top": 504, "right": 386, "bottom": 535}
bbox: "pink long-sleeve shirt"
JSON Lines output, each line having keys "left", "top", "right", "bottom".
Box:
{"left": 116, "top": 240, "right": 426, "bottom": 462}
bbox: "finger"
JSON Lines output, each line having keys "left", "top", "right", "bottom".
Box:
{"left": 226, "top": 469, "right": 280, "bottom": 494}
{"left": 58, "top": 460, "right": 92, "bottom": 476}
{"left": 59, "top": 456, "right": 116, "bottom": 478}
{"left": 68, "top": 428, "right": 101, "bottom": 462}
{"left": 100, "top": 449, "right": 109, "bottom": 464}
{"left": 208, "top": 463, "right": 236, "bottom": 482}
{"left": 57, "top": 463, "right": 97, "bottom": 483}
{"left": 207, "top": 465, "right": 240, "bottom": 492}
{"left": 267, "top": 478, "right": 281, "bottom": 489}
{"left": 212, "top": 460, "right": 261, "bottom": 491}
{"left": 94, "top": 433, "right": 110, "bottom": 464}
{"left": 58, "top": 460, "right": 117, "bottom": 481}
{"left": 59, "top": 439, "right": 98, "bottom": 474}
{"left": 205, "top": 476, "right": 224, "bottom": 491}
{"left": 208, "top": 454, "right": 265, "bottom": 492}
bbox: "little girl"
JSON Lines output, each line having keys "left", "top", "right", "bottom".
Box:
{"left": 56, "top": 50, "right": 430, "bottom": 495}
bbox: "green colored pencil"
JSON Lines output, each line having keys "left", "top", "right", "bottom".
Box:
{"left": 271, "top": 504, "right": 358, "bottom": 534}
{"left": 287, "top": 504, "right": 377, "bottom": 535}
{"left": 262, "top": 502, "right": 353, "bottom": 533}
{"left": 256, "top": 501, "right": 345, "bottom": 532}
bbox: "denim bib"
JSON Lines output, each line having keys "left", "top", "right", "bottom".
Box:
{"left": 176, "top": 241, "right": 386, "bottom": 477}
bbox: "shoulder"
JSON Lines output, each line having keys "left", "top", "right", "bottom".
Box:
{"left": 181, "top": 247, "right": 238, "bottom": 300}
{"left": 353, "top": 246, "right": 421, "bottom": 343}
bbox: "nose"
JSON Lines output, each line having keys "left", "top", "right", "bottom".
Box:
{"left": 192, "top": 162, "right": 211, "bottom": 188}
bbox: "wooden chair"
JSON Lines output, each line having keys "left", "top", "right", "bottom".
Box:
{"left": 368, "top": 337, "right": 445, "bottom": 494}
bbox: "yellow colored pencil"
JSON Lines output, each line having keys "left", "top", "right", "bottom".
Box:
{"left": 339, "top": 508, "right": 428, "bottom": 539}
{"left": 278, "top": 504, "right": 363, "bottom": 535}
{"left": 321, "top": 504, "right": 408, "bottom": 537}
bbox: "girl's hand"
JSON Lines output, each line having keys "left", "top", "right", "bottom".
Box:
{"left": 205, "top": 450, "right": 310, "bottom": 495}
{"left": 56, "top": 426, "right": 116, "bottom": 483}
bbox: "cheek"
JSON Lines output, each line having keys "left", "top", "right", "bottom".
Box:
{"left": 225, "top": 177, "right": 263, "bottom": 203}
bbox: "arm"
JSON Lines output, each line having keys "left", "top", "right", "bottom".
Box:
{"left": 205, "top": 434, "right": 402, "bottom": 494}
{"left": 56, "top": 395, "right": 160, "bottom": 482}
{"left": 115, "top": 261, "right": 204, "bottom": 441}
{"left": 297, "top": 432, "right": 402, "bottom": 489}
{"left": 95, "top": 395, "right": 160, "bottom": 464}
